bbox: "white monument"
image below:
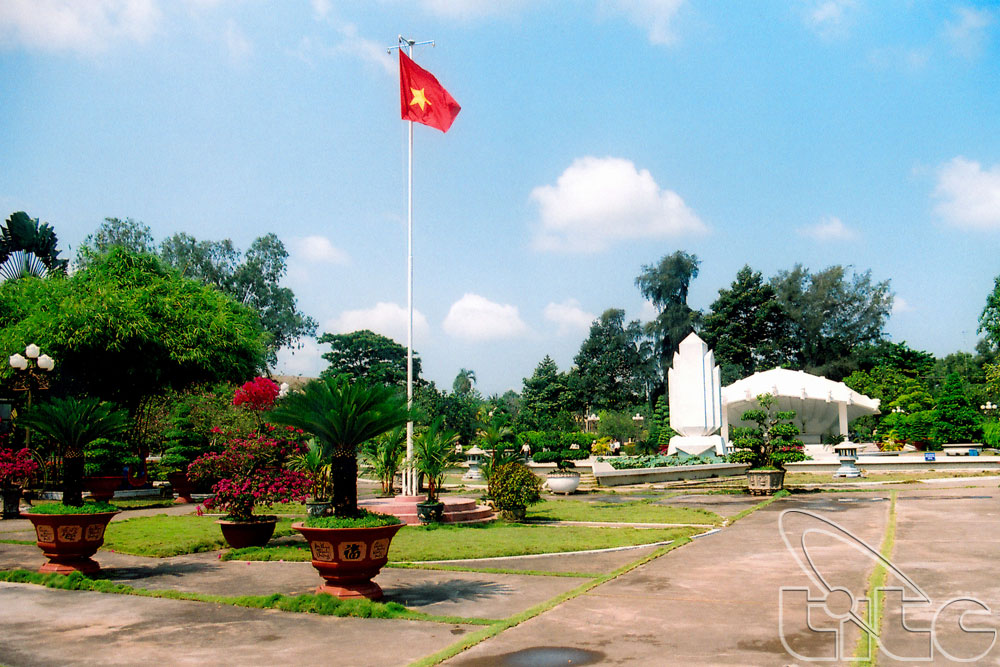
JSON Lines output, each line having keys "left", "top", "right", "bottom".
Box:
{"left": 667, "top": 333, "right": 727, "bottom": 457}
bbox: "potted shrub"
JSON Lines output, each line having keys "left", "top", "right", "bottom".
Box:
{"left": 533, "top": 449, "right": 582, "bottom": 495}
{"left": 359, "top": 426, "right": 406, "bottom": 497}
{"left": 411, "top": 418, "right": 460, "bottom": 523}
{"left": 0, "top": 440, "right": 39, "bottom": 519}
{"left": 160, "top": 403, "right": 212, "bottom": 503}
{"left": 290, "top": 438, "right": 335, "bottom": 518}
{"left": 729, "top": 393, "right": 806, "bottom": 495}
{"left": 268, "top": 377, "right": 410, "bottom": 600}
{"left": 83, "top": 438, "right": 137, "bottom": 502}
{"left": 187, "top": 426, "right": 311, "bottom": 548}
{"left": 488, "top": 461, "right": 542, "bottom": 521}
{"left": 18, "top": 396, "right": 128, "bottom": 573}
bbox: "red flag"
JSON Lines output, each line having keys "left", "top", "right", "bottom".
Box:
{"left": 399, "top": 51, "right": 461, "bottom": 133}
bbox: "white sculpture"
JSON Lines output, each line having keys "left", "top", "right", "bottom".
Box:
{"left": 667, "top": 333, "right": 727, "bottom": 457}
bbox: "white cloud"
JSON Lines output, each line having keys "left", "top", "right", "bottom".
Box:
{"left": 802, "top": 0, "right": 856, "bottom": 39}
{"left": 530, "top": 156, "right": 706, "bottom": 253}
{"left": 273, "top": 338, "right": 325, "bottom": 378}
{"left": 0, "top": 0, "right": 160, "bottom": 53}
{"left": 639, "top": 300, "right": 659, "bottom": 322}
{"left": 326, "top": 302, "right": 429, "bottom": 345}
{"left": 602, "top": 0, "right": 686, "bottom": 46}
{"left": 224, "top": 20, "right": 252, "bottom": 63}
{"left": 443, "top": 293, "right": 529, "bottom": 342}
{"left": 544, "top": 299, "right": 595, "bottom": 336}
{"left": 797, "top": 216, "right": 859, "bottom": 241}
{"left": 310, "top": 0, "right": 332, "bottom": 20}
{"left": 293, "top": 21, "right": 393, "bottom": 75}
{"left": 289, "top": 235, "right": 350, "bottom": 264}
{"left": 416, "top": 0, "right": 526, "bottom": 22}
{"left": 891, "top": 297, "right": 913, "bottom": 315}
{"left": 867, "top": 46, "right": 930, "bottom": 72}
{"left": 934, "top": 157, "right": 1000, "bottom": 230}
{"left": 944, "top": 7, "right": 994, "bottom": 59}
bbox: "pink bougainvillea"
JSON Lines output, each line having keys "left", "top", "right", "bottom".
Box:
{"left": 232, "top": 376, "right": 281, "bottom": 413}
{"left": 0, "top": 445, "right": 40, "bottom": 486}
{"left": 187, "top": 427, "right": 309, "bottom": 521}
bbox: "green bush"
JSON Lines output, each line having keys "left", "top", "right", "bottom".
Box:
{"left": 26, "top": 501, "right": 118, "bottom": 515}
{"left": 488, "top": 462, "right": 542, "bottom": 517}
{"left": 84, "top": 438, "right": 138, "bottom": 477}
{"left": 559, "top": 432, "right": 596, "bottom": 451}
{"left": 304, "top": 510, "right": 402, "bottom": 529}
{"left": 983, "top": 421, "right": 1000, "bottom": 448}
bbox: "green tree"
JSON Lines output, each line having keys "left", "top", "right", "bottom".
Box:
{"left": 570, "top": 308, "right": 649, "bottom": 411}
{"left": 0, "top": 212, "right": 69, "bottom": 282}
{"left": 452, "top": 368, "right": 476, "bottom": 395}
{"left": 770, "top": 264, "right": 893, "bottom": 379}
{"left": 978, "top": 274, "right": 1000, "bottom": 351}
{"left": 854, "top": 340, "right": 935, "bottom": 378}
{"left": 932, "top": 373, "right": 982, "bottom": 445}
{"left": 701, "top": 265, "right": 792, "bottom": 384}
{"left": 0, "top": 248, "right": 267, "bottom": 444}
{"left": 635, "top": 251, "right": 701, "bottom": 390}
{"left": 519, "top": 355, "right": 573, "bottom": 431}
{"left": 596, "top": 410, "right": 637, "bottom": 443}
{"left": 75, "top": 217, "right": 156, "bottom": 269}
{"left": 319, "top": 330, "right": 421, "bottom": 388}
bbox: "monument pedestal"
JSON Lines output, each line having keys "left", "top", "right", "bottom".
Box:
{"left": 667, "top": 435, "right": 727, "bottom": 458}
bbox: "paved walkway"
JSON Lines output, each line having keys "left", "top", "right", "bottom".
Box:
{"left": 1, "top": 481, "right": 998, "bottom": 665}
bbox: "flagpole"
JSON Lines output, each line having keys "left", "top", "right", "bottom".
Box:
{"left": 389, "top": 35, "right": 433, "bottom": 497}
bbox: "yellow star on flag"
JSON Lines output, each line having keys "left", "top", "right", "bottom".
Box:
{"left": 409, "top": 87, "right": 431, "bottom": 111}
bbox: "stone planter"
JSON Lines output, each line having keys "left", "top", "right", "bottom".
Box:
{"left": 166, "top": 471, "right": 195, "bottom": 504}
{"left": 85, "top": 475, "right": 122, "bottom": 502}
{"left": 22, "top": 510, "right": 118, "bottom": 574}
{"left": 293, "top": 520, "right": 404, "bottom": 600}
{"left": 416, "top": 500, "right": 444, "bottom": 524}
{"left": 546, "top": 472, "right": 581, "bottom": 495}
{"left": 2, "top": 486, "right": 21, "bottom": 520}
{"left": 216, "top": 516, "right": 277, "bottom": 549}
{"left": 306, "top": 500, "right": 332, "bottom": 518}
{"left": 746, "top": 469, "right": 785, "bottom": 496}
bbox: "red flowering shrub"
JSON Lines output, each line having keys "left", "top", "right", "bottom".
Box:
{"left": 187, "top": 425, "right": 310, "bottom": 521}
{"left": 232, "top": 377, "right": 280, "bottom": 413}
{"left": 0, "top": 445, "right": 40, "bottom": 487}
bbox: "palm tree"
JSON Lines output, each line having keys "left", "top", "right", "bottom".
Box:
{"left": 268, "top": 377, "right": 410, "bottom": 517}
{"left": 452, "top": 368, "right": 476, "bottom": 395}
{"left": 19, "top": 397, "right": 129, "bottom": 506}
{"left": 0, "top": 212, "right": 69, "bottom": 282}
{"left": 412, "top": 417, "right": 460, "bottom": 503}
{"left": 477, "top": 423, "right": 519, "bottom": 482}
{"left": 359, "top": 426, "right": 406, "bottom": 496}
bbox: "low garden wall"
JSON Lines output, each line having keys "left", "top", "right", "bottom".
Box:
{"left": 591, "top": 460, "right": 749, "bottom": 486}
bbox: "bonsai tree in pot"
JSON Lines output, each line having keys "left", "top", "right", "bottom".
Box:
{"left": 729, "top": 393, "right": 806, "bottom": 495}
{"left": 411, "top": 417, "right": 461, "bottom": 523}
{"left": 83, "top": 438, "right": 138, "bottom": 502}
{"left": 359, "top": 425, "right": 406, "bottom": 497}
{"left": 267, "top": 376, "right": 411, "bottom": 600}
{"left": 17, "top": 396, "right": 129, "bottom": 573}
{"left": 532, "top": 449, "right": 582, "bottom": 495}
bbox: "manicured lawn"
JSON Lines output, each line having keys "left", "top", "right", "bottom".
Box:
{"left": 527, "top": 499, "right": 720, "bottom": 525}
{"left": 223, "top": 523, "right": 701, "bottom": 563}
{"left": 103, "top": 514, "right": 298, "bottom": 557}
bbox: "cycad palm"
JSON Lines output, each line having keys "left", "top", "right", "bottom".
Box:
{"left": 268, "top": 377, "right": 410, "bottom": 517}
{"left": 20, "top": 397, "right": 129, "bottom": 506}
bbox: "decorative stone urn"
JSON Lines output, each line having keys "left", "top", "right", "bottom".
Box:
{"left": 292, "top": 521, "right": 404, "bottom": 600}
{"left": 546, "top": 471, "right": 581, "bottom": 495}
{"left": 22, "top": 510, "right": 119, "bottom": 574}
{"left": 216, "top": 516, "right": 278, "bottom": 549}
{"left": 166, "top": 471, "right": 195, "bottom": 504}
{"left": 746, "top": 469, "right": 785, "bottom": 496}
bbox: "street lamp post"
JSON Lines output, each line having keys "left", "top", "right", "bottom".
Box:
{"left": 9, "top": 344, "right": 55, "bottom": 450}
{"left": 632, "top": 413, "right": 644, "bottom": 444}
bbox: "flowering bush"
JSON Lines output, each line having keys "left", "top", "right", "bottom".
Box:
{"left": 233, "top": 376, "right": 281, "bottom": 413}
{"left": 187, "top": 425, "right": 310, "bottom": 521}
{"left": 0, "top": 445, "right": 39, "bottom": 487}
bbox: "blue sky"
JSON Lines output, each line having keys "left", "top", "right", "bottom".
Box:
{"left": 3, "top": 1, "right": 1000, "bottom": 396}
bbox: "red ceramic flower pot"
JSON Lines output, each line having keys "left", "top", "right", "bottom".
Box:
{"left": 217, "top": 516, "right": 277, "bottom": 549}
{"left": 85, "top": 476, "right": 122, "bottom": 502}
{"left": 293, "top": 521, "right": 403, "bottom": 600}
{"left": 167, "top": 471, "right": 195, "bottom": 504}
{"left": 22, "top": 511, "right": 118, "bottom": 574}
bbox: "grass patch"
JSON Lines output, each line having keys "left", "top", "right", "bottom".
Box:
{"left": 109, "top": 499, "right": 179, "bottom": 510}
{"left": 103, "top": 514, "right": 297, "bottom": 557}
{"left": 225, "top": 523, "right": 701, "bottom": 562}
{"left": 853, "top": 490, "right": 898, "bottom": 664}
{"left": 386, "top": 562, "right": 595, "bottom": 578}
{"left": 726, "top": 489, "right": 789, "bottom": 525}
{"left": 0, "top": 569, "right": 491, "bottom": 625}
{"left": 0, "top": 539, "right": 34, "bottom": 546}
{"left": 24, "top": 501, "right": 118, "bottom": 515}
{"left": 526, "top": 498, "right": 720, "bottom": 525}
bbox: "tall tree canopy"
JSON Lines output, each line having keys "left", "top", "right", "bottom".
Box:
{"left": 979, "top": 274, "right": 1000, "bottom": 352}
{"left": 570, "top": 308, "right": 649, "bottom": 411}
{"left": 635, "top": 251, "right": 701, "bottom": 388}
{"left": 519, "top": 355, "right": 573, "bottom": 431}
{"left": 0, "top": 212, "right": 69, "bottom": 282}
{"left": 319, "top": 329, "right": 421, "bottom": 388}
{"left": 701, "top": 265, "right": 792, "bottom": 384}
{"left": 770, "top": 264, "right": 893, "bottom": 379}
{"left": 76, "top": 218, "right": 316, "bottom": 365}
{"left": 452, "top": 368, "right": 476, "bottom": 395}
